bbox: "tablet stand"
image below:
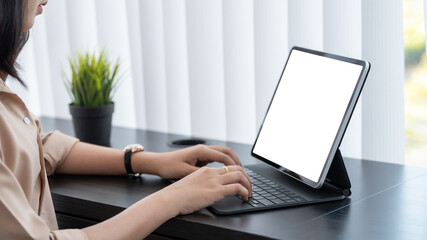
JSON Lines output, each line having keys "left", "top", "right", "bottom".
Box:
{"left": 322, "top": 149, "right": 352, "bottom": 196}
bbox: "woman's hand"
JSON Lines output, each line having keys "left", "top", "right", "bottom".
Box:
{"left": 157, "top": 165, "right": 252, "bottom": 215}
{"left": 83, "top": 165, "right": 252, "bottom": 240}
{"left": 144, "top": 145, "right": 243, "bottom": 179}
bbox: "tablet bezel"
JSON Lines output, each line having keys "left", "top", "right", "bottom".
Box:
{"left": 251, "top": 46, "right": 370, "bottom": 189}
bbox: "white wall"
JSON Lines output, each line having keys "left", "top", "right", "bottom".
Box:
{"left": 12, "top": 0, "right": 405, "bottom": 163}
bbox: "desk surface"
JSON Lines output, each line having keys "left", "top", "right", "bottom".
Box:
{"left": 42, "top": 117, "right": 427, "bottom": 240}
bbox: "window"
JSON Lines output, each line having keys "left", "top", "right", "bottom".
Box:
{"left": 404, "top": 0, "right": 427, "bottom": 167}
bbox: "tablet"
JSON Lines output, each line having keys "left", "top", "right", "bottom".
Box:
{"left": 251, "top": 47, "right": 370, "bottom": 188}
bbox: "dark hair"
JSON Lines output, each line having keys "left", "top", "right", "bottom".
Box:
{"left": 0, "top": 0, "right": 29, "bottom": 86}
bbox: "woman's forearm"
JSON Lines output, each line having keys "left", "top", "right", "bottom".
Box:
{"left": 55, "top": 142, "right": 161, "bottom": 176}
{"left": 82, "top": 189, "right": 178, "bottom": 240}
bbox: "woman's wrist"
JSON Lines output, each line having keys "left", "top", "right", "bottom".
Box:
{"left": 152, "top": 187, "right": 182, "bottom": 217}
{"left": 131, "top": 152, "right": 163, "bottom": 176}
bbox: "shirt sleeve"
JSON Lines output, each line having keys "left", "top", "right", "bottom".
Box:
{"left": 41, "top": 130, "right": 79, "bottom": 176}
{"left": 0, "top": 158, "right": 88, "bottom": 240}
{"left": 32, "top": 116, "right": 79, "bottom": 175}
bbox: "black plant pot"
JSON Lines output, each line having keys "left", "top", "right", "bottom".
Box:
{"left": 69, "top": 103, "right": 114, "bottom": 146}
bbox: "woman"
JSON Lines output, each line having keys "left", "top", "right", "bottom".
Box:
{"left": 0, "top": 1, "right": 252, "bottom": 239}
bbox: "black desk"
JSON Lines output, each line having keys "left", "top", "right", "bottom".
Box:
{"left": 41, "top": 117, "right": 427, "bottom": 240}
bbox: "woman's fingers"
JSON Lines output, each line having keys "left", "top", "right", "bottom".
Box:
{"left": 208, "top": 146, "right": 242, "bottom": 166}
{"left": 194, "top": 145, "right": 242, "bottom": 167}
{"left": 216, "top": 165, "right": 252, "bottom": 197}
{"left": 220, "top": 171, "right": 252, "bottom": 198}
{"left": 219, "top": 165, "right": 251, "bottom": 188}
{"left": 223, "top": 184, "right": 250, "bottom": 201}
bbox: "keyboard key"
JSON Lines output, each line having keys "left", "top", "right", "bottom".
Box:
{"left": 259, "top": 199, "right": 275, "bottom": 206}
{"left": 275, "top": 194, "right": 287, "bottom": 199}
{"left": 271, "top": 199, "right": 286, "bottom": 204}
{"left": 248, "top": 202, "right": 263, "bottom": 207}
{"left": 269, "top": 190, "right": 281, "bottom": 196}
{"left": 253, "top": 196, "right": 264, "bottom": 200}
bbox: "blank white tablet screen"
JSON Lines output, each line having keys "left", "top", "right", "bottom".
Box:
{"left": 253, "top": 50, "right": 363, "bottom": 183}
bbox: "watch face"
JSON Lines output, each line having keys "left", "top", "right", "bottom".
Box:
{"left": 125, "top": 144, "right": 144, "bottom": 152}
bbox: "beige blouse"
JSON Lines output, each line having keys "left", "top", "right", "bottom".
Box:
{"left": 0, "top": 79, "right": 88, "bottom": 240}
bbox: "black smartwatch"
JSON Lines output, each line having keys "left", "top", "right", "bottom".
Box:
{"left": 124, "top": 144, "right": 144, "bottom": 175}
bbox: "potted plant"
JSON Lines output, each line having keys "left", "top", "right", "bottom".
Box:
{"left": 64, "top": 50, "right": 121, "bottom": 146}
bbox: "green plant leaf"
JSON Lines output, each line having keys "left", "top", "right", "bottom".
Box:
{"left": 63, "top": 50, "right": 122, "bottom": 107}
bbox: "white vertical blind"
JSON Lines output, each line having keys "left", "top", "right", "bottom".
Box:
{"left": 186, "top": 0, "right": 227, "bottom": 140}
{"left": 163, "top": 0, "right": 192, "bottom": 136}
{"left": 139, "top": 0, "right": 168, "bottom": 132}
{"left": 361, "top": 0, "right": 405, "bottom": 163}
{"left": 323, "top": 0, "right": 363, "bottom": 159}
{"left": 14, "top": 0, "right": 405, "bottom": 163}
{"left": 254, "top": 0, "right": 288, "bottom": 129}
{"left": 94, "top": 0, "right": 137, "bottom": 128}
{"left": 125, "top": 0, "right": 147, "bottom": 129}
{"left": 26, "top": 11, "right": 53, "bottom": 117}
{"left": 66, "top": 0, "right": 98, "bottom": 52}
{"left": 223, "top": 0, "right": 257, "bottom": 143}
{"left": 43, "top": 1, "right": 70, "bottom": 119}
{"left": 288, "top": 0, "right": 323, "bottom": 51}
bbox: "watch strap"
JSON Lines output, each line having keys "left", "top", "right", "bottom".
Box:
{"left": 124, "top": 149, "right": 134, "bottom": 174}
